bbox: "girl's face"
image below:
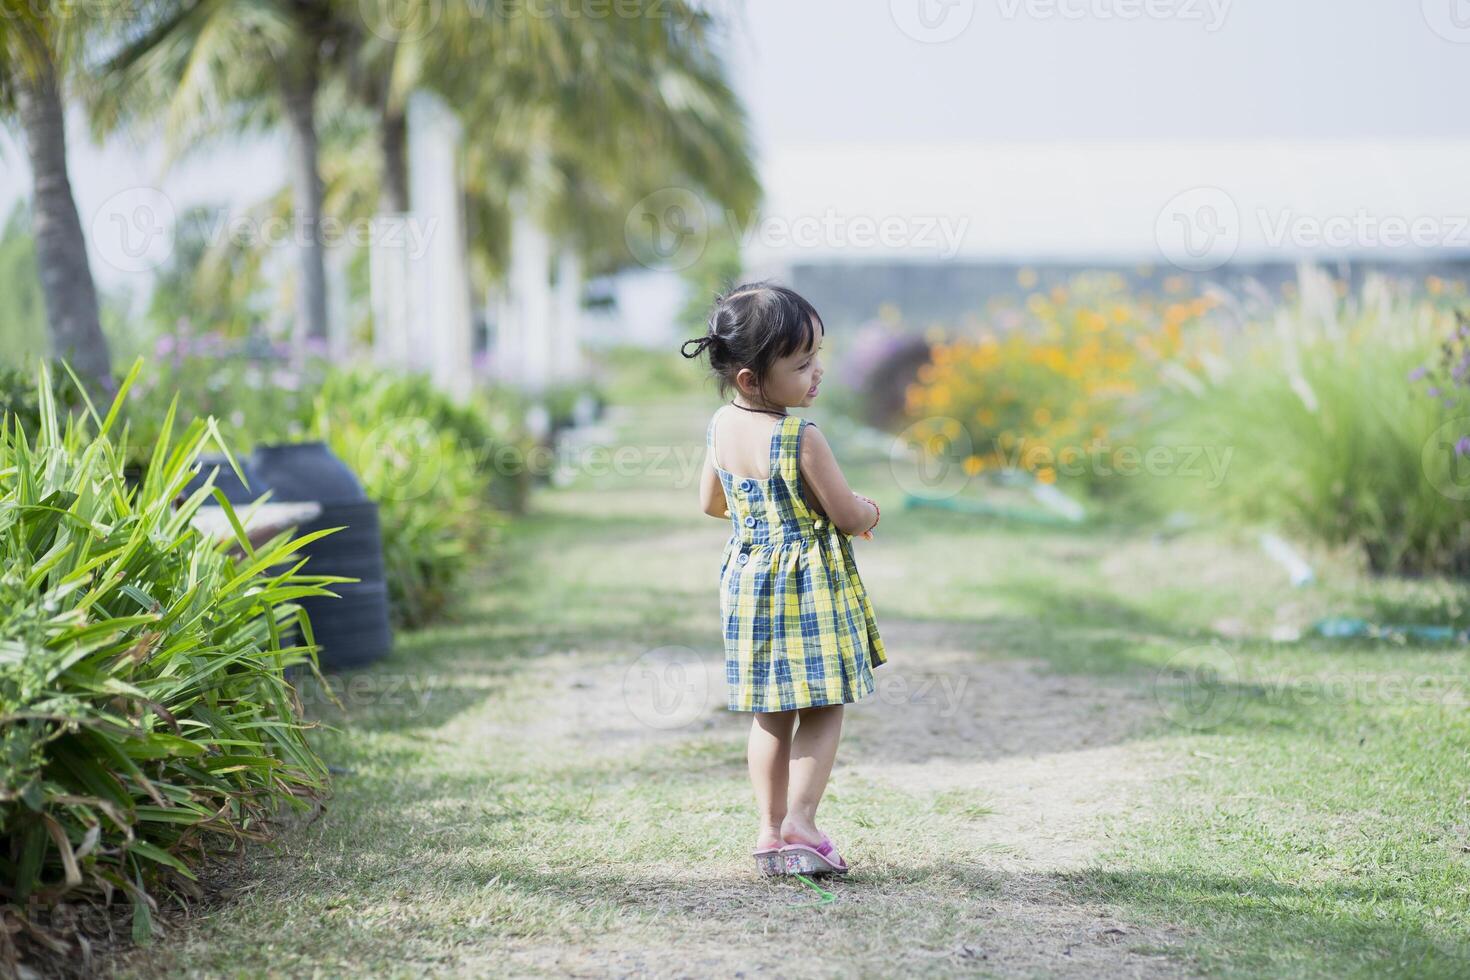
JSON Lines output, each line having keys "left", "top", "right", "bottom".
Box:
{"left": 738, "top": 314, "right": 826, "bottom": 409}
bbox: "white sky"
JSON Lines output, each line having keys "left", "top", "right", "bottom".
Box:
{"left": 2, "top": 0, "right": 1468, "bottom": 289}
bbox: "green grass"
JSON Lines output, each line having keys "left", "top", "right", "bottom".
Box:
{"left": 107, "top": 388, "right": 1470, "bottom": 978}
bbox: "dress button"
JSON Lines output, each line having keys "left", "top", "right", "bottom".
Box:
{"left": 743, "top": 515, "right": 756, "bottom": 527}
{"left": 736, "top": 552, "right": 749, "bottom": 565}
{"left": 739, "top": 479, "right": 754, "bottom": 493}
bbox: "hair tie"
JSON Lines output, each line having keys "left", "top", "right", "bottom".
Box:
{"left": 681, "top": 334, "right": 719, "bottom": 358}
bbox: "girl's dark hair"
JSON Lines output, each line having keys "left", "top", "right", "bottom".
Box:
{"left": 680, "top": 280, "right": 822, "bottom": 403}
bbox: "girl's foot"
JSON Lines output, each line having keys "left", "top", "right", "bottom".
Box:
{"left": 779, "top": 816, "right": 825, "bottom": 848}
{"left": 755, "top": 826, "right": 783, "bottom": 852}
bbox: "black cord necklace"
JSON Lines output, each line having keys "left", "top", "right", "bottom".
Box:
{"left": 729, "top": 399, "right": 788, "bottom": 418}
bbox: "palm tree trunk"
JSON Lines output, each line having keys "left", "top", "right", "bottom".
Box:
{"left": 14, "top": 46, "right": 113, "bottom": 390}
{"left": 280, "top": 62, "right": 328, "bottom": 346}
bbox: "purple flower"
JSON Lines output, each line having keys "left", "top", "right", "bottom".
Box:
{"left": 155, "top": 334, "right": 176, "bottom": 356}
{"left": 1428, "top": 386, "right": 1440, "bottom": 397}
{"left": 1457, "top": 436, "right": 1470, "bottom": 457}
{"left": 1409, "top": 365, "right": 1427, "bottom": 381}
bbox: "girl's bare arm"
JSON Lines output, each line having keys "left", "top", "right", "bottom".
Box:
{"left": 796, "top": 424, "right": 878, "bottom": 535}
{"left": 700, "top": 448, "right": 730, "bottom": 518}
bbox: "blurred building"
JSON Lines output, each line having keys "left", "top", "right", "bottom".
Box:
{"left": 741, "top": 141, "right": 1470, "bottom": 329}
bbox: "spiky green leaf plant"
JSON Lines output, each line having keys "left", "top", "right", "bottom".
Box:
{"left": 0, "top": 357, "right": 346, "bottom": 965}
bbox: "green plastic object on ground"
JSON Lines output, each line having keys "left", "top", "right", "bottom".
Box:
{"left": 787, "top": 873, "right": 837, "bottom": 907}
{"left": 1311, "top": 616, "right": 1468, "bottom": 644}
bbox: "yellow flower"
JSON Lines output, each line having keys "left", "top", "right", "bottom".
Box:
{"left": 963, "top": 455, "right": 986, "bottom": 475}
{"left": 1017, "top": 268, "right": 1038, "bottom": 289}
{"left": 1036, "top": 466, "right": 1056, "bottom": 484}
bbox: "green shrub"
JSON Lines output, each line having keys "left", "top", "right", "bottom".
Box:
{"left": 1136, "top": 284, "right": 1470, "bottom": 573}
{"left": 116, "top": 354, "right": 528, "bottom": 627}
{"left": 302, "top": 369, "right": 509, "bottom": 628}
{"left": 310, "top": 367, "right": 535, "bottom": 516}
{"left": 0, "top": 361, "right": 341, "bottom": 963}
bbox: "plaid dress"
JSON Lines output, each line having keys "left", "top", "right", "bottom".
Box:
{"left": 708, "top": 408, "right": 888, "bottom": 712}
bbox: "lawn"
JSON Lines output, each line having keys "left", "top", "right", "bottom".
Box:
{"left": 111, "top": 389, "right": 1470, "bottom": 978}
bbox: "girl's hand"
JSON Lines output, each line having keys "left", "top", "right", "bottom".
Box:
{"left": 852, "top": 491, "right": 879, "bottom": 539}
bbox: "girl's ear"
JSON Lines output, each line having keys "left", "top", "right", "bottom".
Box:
{"left": 734, "top": 367, "right": 757, "bottom": 396}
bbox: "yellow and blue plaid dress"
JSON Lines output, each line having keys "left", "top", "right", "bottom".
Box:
{"left": 709, "top": 409, "right": 888, "bottom": 712}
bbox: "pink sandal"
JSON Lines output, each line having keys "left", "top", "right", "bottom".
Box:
{"left": 753, "top": 842, "right": 786, "bottom": 876}
{"left": 781, "top": 834, "right": 850, "bottom": 876}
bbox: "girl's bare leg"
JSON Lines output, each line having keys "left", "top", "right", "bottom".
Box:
{"left": 749, "top": 710, "right": 797, "bottom": 848}
{"left": 781, "top": 704, "right": 844, "bottom": 845}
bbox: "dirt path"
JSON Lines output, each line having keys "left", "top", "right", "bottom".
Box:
{"left": 487, "top": 607, "right": 1197, "bottom": 978}
{"left": 845, "top": 619, "right": 1195, "bottom": 977}
{"left": 107, "top": 402, "right": 1202, "bottom": 979}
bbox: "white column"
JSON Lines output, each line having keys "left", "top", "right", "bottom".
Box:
{"left": 325, "top": 246, "right": 352, "bottom": 360}
{"left": 405, "top": 90, "right": 474, "bottom": 398}
{"left": 507, "top": 192, "right": 553, "bottom": 394}
{"left": 370, "top": 213, "right": 413, "bottom": 368}
{"left": 553, "top": 245, "right": 585, "bottom": 382}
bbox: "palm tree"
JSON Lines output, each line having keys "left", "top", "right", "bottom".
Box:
{"left": 89, "top": 0, "right": 359, "bottom": 346}
{"left": 321, "top": 0, "right": 757, "bottom": 372}
{"left": 442, "top": 1, "right": 761, "bottom": 286}
{"left": 0, "top": 1, "right": 114, "bottom": 388}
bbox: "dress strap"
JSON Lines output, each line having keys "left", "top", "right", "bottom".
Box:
{"left": 774, "top": 415, "right": 810, "bottom": 483}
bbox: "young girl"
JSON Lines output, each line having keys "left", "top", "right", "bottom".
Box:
{"left": 680, "top": 281, "right": 888, "bottom": 879}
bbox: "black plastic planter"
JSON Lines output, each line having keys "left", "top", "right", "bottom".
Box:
{"left": 185, "top": 442, "right": 394, "bottom": 671}
{"left": 248, "top": 441, "right": 393, "bottom": 670}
